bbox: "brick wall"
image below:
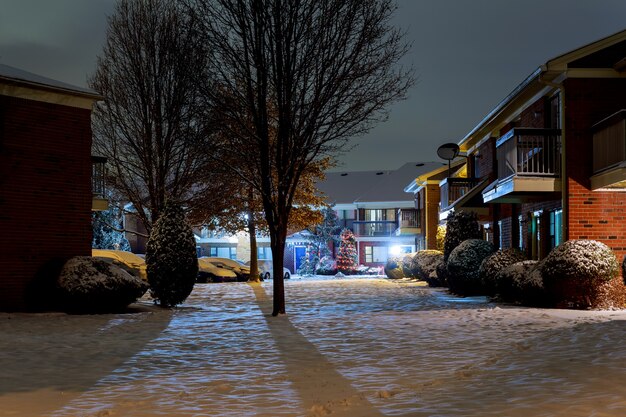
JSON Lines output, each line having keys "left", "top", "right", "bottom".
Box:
{"left": 564, "top": 78, "right": 626, "bottom": 261}
{"left": 519, "top": 97, "right": 547, "bottom": 128}
{"left": 0, "top": 96, "right": 93, "bottom": 311}
{"left": 473, "top": 137, "right": 495, "bottom": 180}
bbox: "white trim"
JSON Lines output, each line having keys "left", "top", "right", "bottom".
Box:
{"left": 0, "top": 83, "right": 99, "bottom": 109}
{"left": 590, "top": 162, "right": 626, "bottom": 190}
{"left": 482, "top": 176, "right": 561, "bottom": 203}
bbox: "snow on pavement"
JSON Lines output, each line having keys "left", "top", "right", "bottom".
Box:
{"left": 1, "top": 276, "right": 626, "bottom": 416}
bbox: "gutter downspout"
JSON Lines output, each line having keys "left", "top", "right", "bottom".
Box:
{"left": 539, "top": 71, "right": 567, "bottom": 242}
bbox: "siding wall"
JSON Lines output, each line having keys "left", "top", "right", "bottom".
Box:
{"left": 0, "top": 96, "right": 93, "bottom": 310}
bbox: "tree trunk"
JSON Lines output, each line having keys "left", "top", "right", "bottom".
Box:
{"left": 270, "top": 229, "right": 287, "bottom": 316}
{"left": 248, "top": 208, "right": 260, "bottom": 282}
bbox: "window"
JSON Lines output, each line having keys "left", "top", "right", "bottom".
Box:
{"left": 210, "top": 246, "right": 237, "bottom": 259}
{"left": 365, "top": 245, "right": 388, "bottom": 263}
{"left": 497, "top": 221, "right": 503, "bottom": 249}
{"left": 550, "top": 209, "right": 563, "bottom": 249}
{"left": 483, "top": 223, "right": 492, "bottom": 243}
{"left": 373, "top": 246, "right": 388, "bottom": 263}
{"left": 257, "top": 246, "right": 272, "bottom": 260}
{"left": 364, "top": 209, "right": 396, "bottom": 222}
{"left": 365, "top": 209, "right": 385, "bottom": 221}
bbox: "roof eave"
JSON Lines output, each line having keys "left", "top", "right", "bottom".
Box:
{"left": 0, "top": 75, "right": 103, "bottom": 101}
{"left": 459, "top": 29, "right": 626, "bottom": 152}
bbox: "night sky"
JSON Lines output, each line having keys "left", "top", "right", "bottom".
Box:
{"left": 1, "top": 0, "right": 625, "bottom": 171}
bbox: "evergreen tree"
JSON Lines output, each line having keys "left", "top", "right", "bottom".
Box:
{"left": 443, "top": 211, "right": 481, "bottom": 262}
{"left": 298, "top": 241, "right": 319, "bottom": 276}
{"left": 337, "top": 229, "right": 358, "bottom": 274}
{"left": 92, "top": 204, "right": 131, "bottom": 251}
{"left": 314, "top": 206, "right": 341, "bottom": 258}
{"left": 145, "top": 201, "right": 198, "bottom": 307}
{"left": 301, "top": 206, "right": 341, "bottom": 273}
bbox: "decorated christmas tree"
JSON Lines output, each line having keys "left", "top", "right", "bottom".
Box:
{"left": 337, "top": 228, "right": 358, "bottom": 274}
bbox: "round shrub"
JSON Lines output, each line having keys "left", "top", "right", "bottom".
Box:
{"left": 57, "top": 256, "right": 148, "bottom": 313}
{"left": 146, "top": 201, "right": 198, "bottom": 307}
{"left": 384, "top": 257, "right": 405, "bottom": 279}
{"left": 411, "top": 250, "right": 444, "bottom": 286}
{"left": 316, "top": 256, "right": 337, "bottom": 275}
{"left": 443, "top": 211, "right": 481, "bottom": 262}
{"left": 479, "top": 248, "right": 527, "bottom": 297}
{"left": 434, "top": 261, "right": 449, "bottom": 288}
{"left": 541, "top": 240, "right": 622, "bottom": 309}
{"left": 447, "top": 239, "right": 495, "bottom": 296}
{"left": 401, "top": 253, "right": 417, "bottom": 278}
{"left": 496, "top": 260, "right": 547, "bottom": 306}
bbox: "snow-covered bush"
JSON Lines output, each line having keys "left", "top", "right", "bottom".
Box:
{"left": 146, "top": 201, "right": 198, "bottom": 307}
{"left": 315, "top": 256, "right": 337, "bottom": 275}
{"left": 443, "top": 211, "right": 481, "bottom": 262}
{"left": 435, "top": 262, "right": 449, "bottom": 288}
{"left": 479, "top": 248, "right": 527, "bottom": 297}
{"left": 401, "top": 253, "right": 417, "bottom": 278}
{"left": 541, "top": 240, "right": 624, "bottom": 309}
{"left": 447, "top": 239, "right": 495, "bottom": 296}
{"left": 384, "top": 257, "right": 405, "bottom": 279}
{"left": 436, "top": 225, "right": 446, "bottom": 252}
{"left": 411, "top": 250, "right": 444, "bottom": 286}
{"left": 496, "top": 260, "right": 547, "bottom": 306}
{"left": 57, "top": 256, "right": 148, "bottom": 313}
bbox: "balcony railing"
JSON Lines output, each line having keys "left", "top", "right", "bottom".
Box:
{"left": 593, "top": 110, "right": 626, "bottom": 174}
{"left": 92, "top": 156, "right": 107, "bottom": 198}
{"left": 496, "top": 128, "right": 561, "bottom": 180}
{"left": 352, "top": 221, "right": 397, "bottom": 237}
{"left": 397, "top": 208, "right": 420, "bottom": 228}
{"left": 440, "top": 177, "right": 480, "bottom": 211}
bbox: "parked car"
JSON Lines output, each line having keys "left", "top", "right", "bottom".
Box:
{"left": 247, "top": 260, "right": 291, "bottom": 280}
{"left": 92, "top": 249, "right": 147, "bottom": 281}
{"left": 197, "top": 258, "right": 238, "bottom": 283}
{"left": 201, "top": 257, "right": 251, "bottom": 282}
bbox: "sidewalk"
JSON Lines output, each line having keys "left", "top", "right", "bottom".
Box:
{"left": 1, "top": 277, "right": 626, "bottom": 416}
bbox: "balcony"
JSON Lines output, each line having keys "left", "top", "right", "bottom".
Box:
{"left": 92, "top": 156, "right": 108, "bottom": 211}
{"left": 440, "top": 177, "right": 481, "bottom": 211}
{"left": 483, "top": 128, "right": 562, "bottom": 203}
{"left": 395, "top": 209, "right": 421, "bottom": 236}
{"left": 590, "top": 110, "right": 626, "bottom": 190}
{"left": 496, "top": 128, "right": 561, "bottom": 179}
{"left": 352, "top": 221, "right": 397, "bottom": 237}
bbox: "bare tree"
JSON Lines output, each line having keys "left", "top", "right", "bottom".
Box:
{"left": 91, "top": 0, "right": 210, "bottom": 230}
{"left": 191, "top": 0, "right": 413, "bottom": 315}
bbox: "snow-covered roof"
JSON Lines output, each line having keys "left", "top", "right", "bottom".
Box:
{"left": 0, "top": 63, "right": 101, "bottom": 99}
{"left": 318, "top": 162, "right": 446, "bottom": 206}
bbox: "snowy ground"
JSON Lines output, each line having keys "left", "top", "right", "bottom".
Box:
{"left": 2, "top": 276, "right": 626, "bottom": 417}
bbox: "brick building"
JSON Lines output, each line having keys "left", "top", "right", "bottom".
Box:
{"left": 0, "top": 64, "right": 102, "bottom": 311}
{"left": 410, "top": 29, "right": 626, "bottom": 262}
